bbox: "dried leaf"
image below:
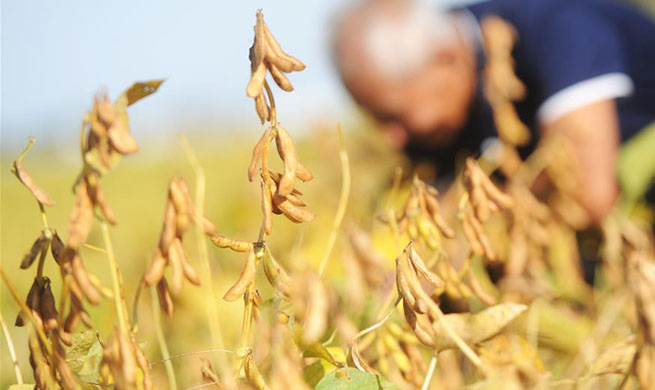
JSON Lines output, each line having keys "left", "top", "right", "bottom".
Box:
{"left": 13, "top": 161, "right": 55, "bottom": 206}
{"left": 120, "top": 79, "right": 165, "bottom": 107}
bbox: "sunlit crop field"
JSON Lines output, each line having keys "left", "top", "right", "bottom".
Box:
{"left": 2, "top": 7, "right": 654, "bottom": 390}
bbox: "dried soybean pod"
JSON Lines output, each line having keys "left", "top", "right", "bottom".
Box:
{"left": 481, "top": 174, "right": 514, "bottom": 210}
{"left": 262, "top": 20, "right": 306, "bottom": 72}
{"left": 266, "top": 60, "right": 294, "bottom": 91}
{"left": 159, "top": 201, "right": 177, "bottom": 254}
{"left": 144, "top": 249, "right": 167, "bottom": 286}
{"left": 274, "top": 125, "right": 298, "bottom": 197}
{"left": 403, "top": 300, "right": 435, "bottom": 348}
{"left": 462, "top": 212, "right": 485, "bottom": 257}
{"left": 254, "top": 93, "right": 270, "bottom": 124}
{"left": 134, "top": 344, "right": 154, "bottom": 390}
{"left": 107, "top": 113, "right": 139, "bottom": 155}
{"left": 408, "top": 247, "right": 444, "bottom": 287}
{"left": 201, "top": 216, "right": 217, "bottom": 236}
{"left": 467, "top": 211, "right": 496, "bottom": 261}
{"left": 21, "top": 233, "right": 47, "bottom": 269}
{"left": 210, "top": 234, "right": 252, "bottom": 252}
{"left": 167, "top": 238, "right": 186, "bottom": 293}
{"left": 40, "top": 280, "right": 59, "bottom": 332}
{"left": 295, "top": 161, "right": 314, "bottom": 182}
{"left": 50, "top": 231, "right": 65, "bottom": 264}
{"left": 91, "top": 182, "right": 117, "bottom": 225}
{"left": 13, "top": 161, "right": 55, "bottom": 206}
{"left": 285, "top": 192, "right": 308, "bottom": 207}
{"left": 246, "top": 62, "right": 267, "bottom": 98}
{"left": 15, "top": 278, "right": 41, "bottom": 327}
{"left": 169, "top": 179, "right": 189, "bottom": 218}
{"left": 248, "top": 129, "right": 271, "bottom": 182}
{"left": 425, "top": 194, "right": 455, "bottom": 238}
{"left": 223, "top": 248, "right": 257, "bottom": 301}
{"left": 274, "top": 196, "right": 315, "bottom": 223}
{"left": 71, "top": 252, "right": 101, "bottom": 305}
{"left": 262, "top": 252, "right": 291, "bottom": 296}
{"left": 68, "top": 180, "right": 94, "bottom": 249}
{"left": 157, "top": 278, "right": 174, "bottom": 318}
{"left": 174, "top": 240, "right": 200, "bottom": 286}
{"left": 244, "top": 351, "right": 272, "bottom": 390}
{"left": 400, "top": 256, "right": 430, "bottom": 314}
{"left": 396, "top": 259, "right": 417, "bottom": 310}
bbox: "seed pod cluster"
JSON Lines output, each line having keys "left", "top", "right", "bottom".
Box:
{"left": 380, "top": 176, "right": 455, "bottom": 250}
{"left": 505, "top": 185, "right": 551, "bottom": 288}
{"left": 99, "top": 328, "right": 153, "bottom": 390}
{"left": 248, "top": 125, "right": 314, "bottom": 233}
{"left": 82, "top": 81, "right": 164, "bottom": 174}
{"left": 27, "top": 329, "right": 78, "bottom": 390}
{"left": 461, "top": 158, "right": 513, "bottom": 261}
{"left": 246, "top": 10, "right": 306, "bottom": 124}
{"left": 143, "top": 176, "right": 216, "bottom": 317}
{"left": 396, "top": 246, "right": 444, "bottom": 321}
{"left": 16, "top": 277, "right": 79, "bottom": 390}
{"left": 480, "top": 16, "right": 530, "bottom": 147}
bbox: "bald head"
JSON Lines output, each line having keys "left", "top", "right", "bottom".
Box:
{"left": 332, "top": 0, "right": 477, "bottom": 148}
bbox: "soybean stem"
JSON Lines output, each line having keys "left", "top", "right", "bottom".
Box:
{"left": 318, "top": 125, "right": 351, "bottom": 278}
{"left": 263, "top": 80, "right": 276, "bottom": 127}
{"left": 421, "top": 355, "right": 438, "bottom": 390}
{"left": 100, "top": 221, "right": 129, "bottom": 336}
{"left": 179, "top": 134, "right": 233, "bottom": 386}
{"left": 150, "top": 286, "right": 177, "bottom": 390}
{"left": 0, "top": 312, "right": 24, "bottom": 385}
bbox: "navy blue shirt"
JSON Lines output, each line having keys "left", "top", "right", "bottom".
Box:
{"left": 406, "top": 0, "right": 655, "bottom": 174}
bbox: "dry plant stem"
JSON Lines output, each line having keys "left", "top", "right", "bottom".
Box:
{"left": 0, "top": 268, "right": 52, "bottom": 355}
{"left": 14, "top": 137, "right": 35, "bottom": 166}
{"left": 318, "top": 125, "right": 351, "bottom": 278}
{"left": 179, "top": 134, "right": 233, "bottom": 386}
{"left": 0, "top": 312, "right": 24, "bottom": 385}
{"left": 150, "top": 286, "right": 177, "bottom": 390}
{"left": 151, "top": 349, "right": 234, "bottom": 366}
{"left": 101, "top": 221, "right": 129, "bottom": 336}
{"left": 263, "top": 80, "right": 277, "bottom": 126}
{"left": 421, "top": 355, "right": 437, "bottom": 390}
{"left": 83, "top": 243, "right": 107, "bottom": 253}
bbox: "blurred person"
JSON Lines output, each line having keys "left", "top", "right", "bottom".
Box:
{"left": 333, "top": 0, "right": 655, "bottom": 225}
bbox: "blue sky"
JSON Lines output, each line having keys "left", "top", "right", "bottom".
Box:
{"left": 1, "top": 0, "right": 470, "bottom": 152}
{"left": 1, "top": 1, "right": 356, "bottom": 150}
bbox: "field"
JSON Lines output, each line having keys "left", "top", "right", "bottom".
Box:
{"left": 2, "top": 7, "right": 655, "bottom": 390}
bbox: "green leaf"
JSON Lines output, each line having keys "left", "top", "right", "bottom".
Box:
{"left": 315, "top": 367, "right": 400, "bottom": 390}
{"left": 8, "top": 385, "right": 37, "bottom": 390}
{"left": 65, "top": 330, "right": 104, "bottom": 383}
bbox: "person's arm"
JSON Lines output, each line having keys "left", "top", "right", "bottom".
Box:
{"left": 541, "top": 99, "right": 620, "bottom": 224}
